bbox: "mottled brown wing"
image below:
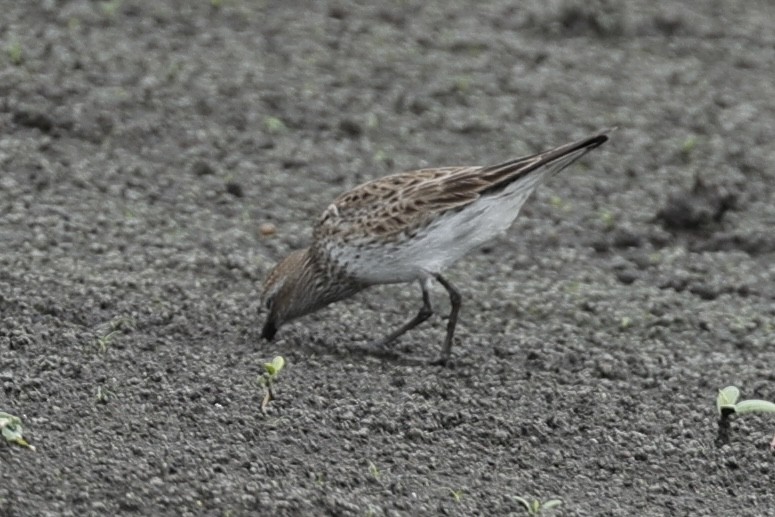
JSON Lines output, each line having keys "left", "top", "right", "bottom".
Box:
{"left": 313, "top": 166, "right": 482, "bottom": 240}
{"left": 314, "top": 130, "right": 609, "bottom": 240}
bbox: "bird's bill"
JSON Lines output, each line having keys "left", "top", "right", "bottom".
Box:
{"left": 261, "top": 320, "right": 277, "bottom": 340}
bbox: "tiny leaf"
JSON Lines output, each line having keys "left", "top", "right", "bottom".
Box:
{"left": 734, "top": 399, "right": 775, "bottom": 415}
{"left": 264, "top": 356, "right": 285, "bottom": 377}
{"left": 681, "top": 135, "right": 697, "bottom": 154}
{"left": 717, "top": 386, "right": 740, "bottom": 415}
{"left": 0, "top": 411, "right": 34, "bottom": 450}
{"left": 543, "top": 499, "right": 563, "bottom": 510}
{"left": 368, "top": 461, "right": 380, "bottom": 480}
{"left": 264, "top": 116, "right": 286, "bottom": 134}
{"left": 513, "top": 496, "right": 531, "bottom": 511}
{"left": 271, "top": 356, "right": 285, "bottom": 374}
{"left": 0, "top": 412, "right": 17, "bottom": 428}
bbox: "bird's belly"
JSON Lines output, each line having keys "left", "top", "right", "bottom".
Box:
{"left": 326, "top": 240, "right": 428, "bottom": 284}
{"left": 325, "top": 193, "right": 528, "bottom": 284}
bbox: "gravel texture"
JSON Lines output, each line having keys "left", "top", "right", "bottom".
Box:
{"left": 1, "top": 1, "right": 774, "bottom": 516}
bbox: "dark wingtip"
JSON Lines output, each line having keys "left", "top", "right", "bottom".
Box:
{"left": 590, "top": 127, "right": 617, "bottom": 147}
{"left": 589, "top": 134, "right": 608, "bottom": 148}
{"left": 261, "top": 321, "right": 277, "bottom": 340}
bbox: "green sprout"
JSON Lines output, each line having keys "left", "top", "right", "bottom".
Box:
{"left": 680, "top": 135, "right": 697, "bottom": 158}
{"left": 454, "top": 75, "right": 471, "bottom": 93}
{"left": 373, "top": 149, "right": 391, "bottom": 164}
{"left": 648, "top": 252, "right": 663, "bottom": 265}
{"left": 99, "top": 0, "right": 122, "bottom": 17}
{"left": 7, "top": 40, "right": 22, "bottom": 66}
{"left": 368, "top": 461, "right": 381, "bottom": 481}
{"left": 449, "top": 489, "right": 463, "bottom": 503}
{"left": 599, "top": 209, "right": 615, "bottom": 230}
{"left": 264, "top": 116, "right": 286, "bottom": 134}
{"left": 716, "top": 386, "right": 775, "bottom": 416}
{"left": 513, "top": 497, "right": 563, "bottom": 515}
{"left": 259, "top": 356, "right": 285, "bottom": 414}
{"left": 716, "top": 385, "right": 775, "bottom": 447}
{"left": 92, "top": 317, "right": 134, "bottom": 353}
{"left": 94, "top": 330, "right": 119, "bottom": 353}
{"left": 549, "top": 195, "right": 567, "bottom": 210}
{"left": 95, "top": 386, "right": 115, "bottom": 404}
{"left": 0, "top": 411, "right": 35, "bottom": 451}
{"left": 67, "top": 17, "right": 80, "bottom": 32}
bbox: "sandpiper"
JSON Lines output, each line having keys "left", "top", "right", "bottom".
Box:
{"left": 261, "top": 130, "right": 610, "bottom": 364}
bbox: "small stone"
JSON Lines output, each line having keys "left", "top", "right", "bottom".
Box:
{"left": 259, "top": 223, "right": 276, "bottom": 236}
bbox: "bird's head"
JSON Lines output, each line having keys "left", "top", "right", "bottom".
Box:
{"left": 260, "top": 248, "right": 319, "bottom": 340}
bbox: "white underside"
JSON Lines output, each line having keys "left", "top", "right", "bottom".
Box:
{"left": 327, "top": 171, "right": 547, "bottom": 285}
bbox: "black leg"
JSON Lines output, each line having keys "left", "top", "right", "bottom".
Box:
{"left": 432, "top": 273, "right": 461, "bottom": 365}
{"left": 369, "top": 280, "right": 434, "bottom": 351}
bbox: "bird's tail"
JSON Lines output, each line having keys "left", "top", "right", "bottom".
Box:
{"left": 477, "top": 129, "right": 612, "bottom": 196}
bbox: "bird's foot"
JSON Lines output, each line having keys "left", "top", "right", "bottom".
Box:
{"left": 430, "top": 338, "right": 456, "bottom": 367}
{"left": 429, "top": 354, "right": 452, "bottom": 367}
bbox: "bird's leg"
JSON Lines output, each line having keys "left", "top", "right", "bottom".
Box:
{"left": 431, "top": 273, "right": 461, "bottom": 365}
{"left": 367, "top": 279, "right": 434, "bottom": 353}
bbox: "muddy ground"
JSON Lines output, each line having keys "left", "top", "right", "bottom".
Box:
{"left": 1, "top": 1, "right": 774, "bottom": 516}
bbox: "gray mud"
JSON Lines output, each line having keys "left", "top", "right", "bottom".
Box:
{"left": 1, "top": 1, "right": 774, "bottom": 516}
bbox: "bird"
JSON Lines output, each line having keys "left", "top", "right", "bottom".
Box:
{"left": 260, "top": 130, "right": 610, "bottom": 364}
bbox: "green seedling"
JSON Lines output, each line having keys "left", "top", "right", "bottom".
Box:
{"left": 7, "top": 40, "right": 22, "bottom": 65}
{"left": 549, "top": 195, "right": 567, "bottom": 210}
{"left": 0, "top": 411, "right": 35, "bottom": 451}
{"left": 259, "top": 356, "right": 285, "bottom": 414}
{"left": 264, "top": 116, "right": 286, "bottom": 134}
{"left": 95, "top": 330, "right": 119, "bottom": 353}
{"left": 373, "top": 149, "right": 391, "bottom": 164}
{"left": 716, "top": 385, "right": 775, "bottom": 447}
{"left": 716, "top": 385, "right": 775, "bottom": 416}
{"left": 92, "top": 316, "right": 135, "bottom": 353}
{"left": 67, "top": 17, "right": 81, "bottom": 32}
{"left": 680, "top": 135, "right": 697, "bottom": 158}
{"left": 99, "top": 0, "right": 122, "bottom": 17}
{"left": 367, "top": 461, "right": 381, "bottom": 481}
{"left": 454, "top": 76, "right": 471, "bottom": 93}
{"left": 95, "top": 386, "right": 115, "bottom": 404}
{"left": 514, "top": 496, "right": 562, "bottom": 515}
{"left": 449, "top": 488, "right": 463, "bottom": 503}
{"left": 599, "top": 209, "right": 615, "bottom": 230}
